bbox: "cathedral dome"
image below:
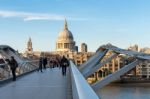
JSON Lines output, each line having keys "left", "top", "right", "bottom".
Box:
{"left": 56, "top": 19, "right": 76, "bottom": 52}
{"left": 57, "top": 19, "right": 74, "bottom": 41}
{"left": 58, "top": 29, "right": 73, "bottom": 40}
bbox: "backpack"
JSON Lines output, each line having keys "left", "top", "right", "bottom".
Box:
{"left": 15, "top": 60, "right": 18, "bottom": 68}
{"left": 15, "top": 62, "right": 18, "bottom": 68}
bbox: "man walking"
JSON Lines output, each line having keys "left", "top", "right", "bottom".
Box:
{"left": 43, "top": 57, "right": 47, "bottom": 69}
{"left": 60, "top": 56, "right": 69, "bottom": 76}
{"left": 39, "top": 57, "right": 43, "bottom": 72}
{"left": 9, "top": 56, "right": 18, "bottom": 81}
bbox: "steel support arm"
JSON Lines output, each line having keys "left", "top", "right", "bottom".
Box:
{"left": 80, "top": 50, "right": 108, "bottom": 75}
{"left": 84, "top": 53, "right": 118, "bottom": 78}
{"left": 92, "top": 60, "right": 140, "bottom": 91}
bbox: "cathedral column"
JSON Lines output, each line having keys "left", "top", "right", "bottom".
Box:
{"left": 63, "top": 43, "right": 64, "bottom": 49}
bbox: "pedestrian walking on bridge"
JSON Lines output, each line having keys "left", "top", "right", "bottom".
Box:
{"left": 60, "top": 56, "right": 69, "bottom": 76}
{"left": 39, "top": 57, "right": 43, "bottom": 72}
{"left": 43, "top": 57, "right": 47, "bottom": 69}
{"left": 8, "top": 56, "right": 18, "bottom": 81}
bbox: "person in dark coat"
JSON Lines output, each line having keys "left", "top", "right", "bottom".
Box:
{"left": 39, "top": 57, "right": 43, "bottom": 72}
{"left": 60, "top": 56, "right": 69, "bottom": 76}
{"left": 43, "top": 57, "right": 47, "bottom": 69}
{"left": 9, "top": 56, "right": 18, "bottom": 81}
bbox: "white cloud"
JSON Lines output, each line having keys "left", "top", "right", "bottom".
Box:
{"left": 0, "top": 10, "right": 85, "bottom": 21}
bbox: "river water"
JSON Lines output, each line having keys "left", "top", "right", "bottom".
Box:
{"left": 97, "top": 83, "right": 150, "bottom": 99}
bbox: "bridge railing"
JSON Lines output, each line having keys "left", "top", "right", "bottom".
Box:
{"left": 0, "top": 63, "right": 10, "bottom": 80}
{"left": 70, "top": 61, "right": 99, "bottom": 99}
{"left": 0, "top": 60, "right": 39, "bottom": 81}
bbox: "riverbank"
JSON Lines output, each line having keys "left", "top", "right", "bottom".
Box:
{"left": 113, "top": 78, "right": 150, "bottom": 83}
{"left": 109, "top": 79, "right": 150, "bottom": 87}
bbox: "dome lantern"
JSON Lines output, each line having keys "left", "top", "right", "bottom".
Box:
{"left": 64, "top": 19, "right": 68, "bottom": 30}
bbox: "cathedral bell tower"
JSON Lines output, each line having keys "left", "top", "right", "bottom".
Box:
{"left": 26, "top": 37, "right": 33, "bottom": 55}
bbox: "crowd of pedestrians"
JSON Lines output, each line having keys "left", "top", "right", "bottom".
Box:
{"left": 38, "top": 55, "right": 70, "bottom": 76}
{"left": 38, "top": 57, "right": 48, "bottom": 72}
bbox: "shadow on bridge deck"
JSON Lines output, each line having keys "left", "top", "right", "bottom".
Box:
{"left": 0, "top": 68, "right": 69, "bottom": 99}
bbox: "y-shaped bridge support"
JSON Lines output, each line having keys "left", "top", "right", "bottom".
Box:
{"left": 80, "top": 49, "right": 108, "bottom": 74}
{"left": 83, "top": 53, "right": 118, "bottom": 78}
{"left": 92, "top": 59, "right": 141, "bottom": 91}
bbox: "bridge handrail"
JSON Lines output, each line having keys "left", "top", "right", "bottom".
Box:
{"left": 19, "top": 60, "right": 39, "bottom": 64}
{"left": 0, "top": 60, "right": 39, "bottom": 80}
{"left": 0, "top": 63, "right": 6, "bottom": 66}
{"left": 70, "top": 61, "right": 99, "bottom": 99}
{"left": 0, "top": 60, "right": 39, "bottom": 66}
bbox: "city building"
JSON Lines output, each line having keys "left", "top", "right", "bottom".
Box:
{"left": 137, "top": 60, "right": 150, "bottom": 78}
{"left": 127, "top": 45, "right": 150, "bottom": 79}
{"left": 81, "top": 43, "right": 87, "bottom": 52}
{"left": 74, "top": 46, "right": 78, "bottom": 52}
{"left": 140, "top": 47, "right": 150, "bottom": 54}
{"left": 73, "top": 52, "right": 94, "bottom": 66}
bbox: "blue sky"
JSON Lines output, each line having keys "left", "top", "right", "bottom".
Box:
{"left": 0, "top": 0, "right": 150, "bottom": 52}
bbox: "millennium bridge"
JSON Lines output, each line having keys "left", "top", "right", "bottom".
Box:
{"left": 0, "top": 44, "right": 150, "bottom": 99}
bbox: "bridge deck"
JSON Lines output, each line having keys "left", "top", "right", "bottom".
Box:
{"left": 0, "top": 68, "right": 68, "bottom": 99}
